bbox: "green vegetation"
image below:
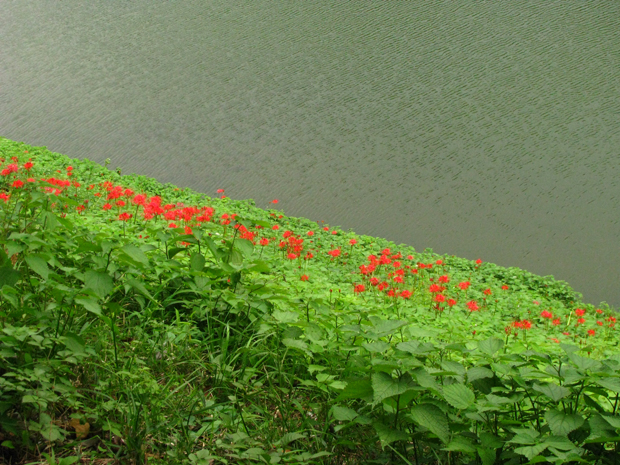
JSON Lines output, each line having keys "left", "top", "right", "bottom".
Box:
{"left": 0, "top": 136, "right": 618, "bottom": 464}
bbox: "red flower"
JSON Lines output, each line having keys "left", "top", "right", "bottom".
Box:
{"left": 577, "top": 318, "right": 585, "bottom": 325}
{"left": 0, "top": 193, "right": 10, "bottom": 203}
{"left": 475, "top": 259, "right": 482, "bottom": 265}
{"left": 307, "top": 231, "right": 314, "bottom": 236}
{"left": 323, "top": 227, "right": 329, "bottom": 231}
{"left": 434, "top": 294, "right": 446, "bottom": 303}
{"left": 447, "top": 298, "right": 457, "bottom": 307}
{"left": 587, "top": 329, "right": 595, "bottom": 336}
{"left": 11, "top": 180, "right": 24, "bottom": 188}
{"left": 216, "top": 189, "right": 225, "bottom": 194}
{"left": 354, "top": 284, "right": 365, "bottom": 293}
{"left": 271, "top": 199, "right": 279, "bottom": 204}
{"left": 66, "top": 166, "right": 73, "bottom": 171}
{"left": 287, "top": 253, "right": 297, "bottom": 260}
{"left": 552, "top": 318, "right": 561, "bottom": 326}
{"left": 466, "top": 300, "right": 479, "bottom": 312}
{"left": 331, "top": 230, "right": 338, "bottom": 235}
{"left": 115, "top": 200, "right": 126, "bottom": 207}
{"left": 370, "top": 277, "right": 380, "bottom": 286}
{"left": 400, "top": 290, "right": 412, "bottom": 299}
{"left": 436, "top": 259, "right": 443, "bottom": 265}
{"left": 575, "top": 308, "right": 585, "bottom": 317}
{"left": 300, "top": 274, "right": 309, "bottom": 281}
{"left": 102, "top": 203, "right": 112, "bottom": 210}
{"left": 541, "top": 310, "right": 553, "bottom": 319}
{"left": 349, "top": 238, "right": 357, "bottom": 245}
{"left": 596, "top": 308, "right": 603, "bottom": 314}
{"left": 597, "top": 321, "right": 603, "bottom": 326}
{"left": 24, "top": 162, "right": 33, "bottom": 170}
{"left": 407, "top": 254, "right": 414, "bottom": 260}
{"left": 259, "top": 238, "right": 269, "bottom": 246}
{"left": 272, "top": 225, "right": 280, "bottom": 230}
{"left": 132, "top": 194, "right": 147, "bottom": 206}
{"left": 429, "top": 284, "right": 445, "bottom": 293}
{"left": 393, "top": 276, "right": 403, "bottom": 283}
{"left": 118, "top": 212, "right": 132, "bottom": 221}
{"left": 458, "top": 281, "right": 470, "bottom": 290}
{"left": 327, "top": 249, "right": 341, "bottom": 258}
{"left": 438, "top": 275, "right": 450, "bottom": 283}
{"left": 501, "top": 285, "right": 509, "bottom": 290}
{"left": 520, "top": 320, "right": 532, "bottom": 330}
{"left": 483, "top": 288, "right": 492, "bottom": 295}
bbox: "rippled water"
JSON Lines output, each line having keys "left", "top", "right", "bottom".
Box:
{"left": 2, "top": 1, "right": 619, "bottom": 307}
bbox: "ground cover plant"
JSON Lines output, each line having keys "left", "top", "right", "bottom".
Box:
{"left": 0, "top": 136, "right": 619, "bottom": 465}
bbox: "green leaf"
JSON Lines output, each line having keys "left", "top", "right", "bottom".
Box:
{"left": 409, "top": 403, "right": 450, "bottom": 443}
{"left": 532, "top": 383, "right": 571, "bottom": 402}
{"left": 121, "top": 244, "right": 150, "bottom": 266}
{"left": 84, "top": 270, "right": 113, "bottom": 299}
{"left": 478, "top": 337, "right": 504, "bottom": 356}
{"left": 443, "top": 436, "right": 476, "bottom": 453}
{"left": 276, "top": 432, "right": 305, "bottom": 447}
{"left": 203, "top": 236, "right": 223, "bottom": 261}
{"left": 514, "top": 443, "right": 548, "bottom": 460}
{"left": 595, "top": 377, "right": 620, "bottom": 393}
{"left": 0, "top": 266, "right": 20, "bottom": 288}
{"left": 373, "top": 422, "right": 409, "bottom": 448}
{"left": 442, "top": 383, "right": 475, "bottom": 410}
{"left": 363, "top": 341, "right": 390, "bottom": 353}
{"left": 567, "top": 353, "right": 601, "bottom": 372}
{"left": 368, "top": 320, "right": 408, "bottom": 338}
{"left": 477, "top": 447, "right": 496, "bottom": 465}
{"left": 544, "top": 435, "right": 576, "bottom": 451}
{"left": 167, "top": 247, "right": 185, "bottom": 259}
{"left": 190, "top": 253, "right": 206, "bottom": 272}
{"left": 331, "top": 405, "right": 358, "bottom": 421}
{"left": 63, "top": 332, "right": 86, "bottom": 354}
{"left": 372, "top": 372, "right": 415, "bottom": 405}
{"left": 467, "top": 366, "right": 494, "bottom": 383}
{"left": 336, "top": 378, "right": 373, "bottom": 401}
{"left": 282, "top": 338, "right": 311, "bottom": 356}
{"left": 545, "top": 409, "right": 584, "bottom": 436}
{"left": 126, "top": 278, "right": 157, "bottom": 303}
{"left": 233, "top": 238, "right": 254, "bottom": 257}
{"left": 75, "top": 297, "right": 102, "bottom": 316}
{"left": 272, "top": 310, "right": 298, "bottom": 323}
{"left": 25, "top": 255, "right": 50, "bottom": 280}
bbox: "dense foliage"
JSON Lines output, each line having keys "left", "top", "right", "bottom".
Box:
{"left": 0, "top": 137, "right": 618, "bottom": 465}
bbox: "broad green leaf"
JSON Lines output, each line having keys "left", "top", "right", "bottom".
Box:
{"left": 126, "top": 278, "right": 157, "bottom": 303}
{"left": 84, "top": 270, "right": 113, "bottom": 299}
{"left": 363, "top": 341, "right": 390, "bottom": 353}
{"left": 0, "top": 266, "right": 20, "bottom": 288}
{"left": 567, "top": 353, "right": 601, "bottom": 372}
{"left": 233, "top": 238, "right": 254, "bottom": 257}
{"left": 63, "top": 332, "right": 86, "bottom": 354}
{"left": 441, "top": 361, "right": 466, "bottom": 376}
{"left": 442, "top": 383, "right": 475, "bottom": 409}
{"left": 203, "top": 236, "right": 223, "bottom": 261}
{"left": 373, "top": 422, "right": 409, "bottom": 448}
{"left": 443, "top": 436, "right": 476, "bottom": 453}
{"left": 601, "top": 415, "right": 620, "bottom": 429}
{"left": 595, "top": 377, "right": 620, "bottom": 393}
{"left": 330, "top": 405, "right": 358, "bottom": 421}
{"left": 532, "top": 383, "right": 571, "bottom": 402}
{"left": 514, "top": 443, "right": 548, "bottom": 460}
{"left": 336, "top": 378, "right": 373, "bottom": 401}
{"left": 75, "top": 297, "right": 102, "bottom": 316}
{"left": 25, "top": 255, "right": 49, "bottom": 280}
{"left": 190, "top": 253, "right": 205, "bottom": 272}
{"left": 121, "top": 244, "right": 150, "bottom": 266}
{"left": 477, "top": 447, "right": 496, "bottom": 465}
{"left": 544, "top": 435, "right": 576, "bottom": 451}
{"left": 368, "top": 320, "right": 408, "bottom": 338}
{"left": 282, "top": 338, "right": 311, "bottom": 356}
{"left": 276, "top": 432, "right": 305, "bottom": 447}
{"left": 272, "top": 310, "right": 298, "bottom": 323}
{"left": 247, "top": 259, "right": 270, "bottom": 273}
{"left": 371, "top": 372, "right": 415, "bottom": 405}
{"left": 167, "top": 247, "right": 185, "bottom": 259}
{"left": 467, "top": 366, "right": 494, "bottom": 383}
{"left": 545, "top": 409, "right": 584, "bottom": 436}
{"left": 478, "top": 337, "right": 504, "bottom": 356}
{"left": 409, "top": 403, "right": 450, "bottom": 443}
{"left": 173, "top": 234, "right": 199, "bottom": 245}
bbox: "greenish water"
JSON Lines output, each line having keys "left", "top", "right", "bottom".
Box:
{"left": 1, "top": 1, "right": 619, "bottom": 307}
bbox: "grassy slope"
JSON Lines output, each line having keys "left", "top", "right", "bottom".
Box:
{"left": 1, "top": 137, "right": 619, "bottom": 465}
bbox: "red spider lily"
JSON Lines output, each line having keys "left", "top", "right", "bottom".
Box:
{"left": 483, "top": 288, "right": 492, "bottom": 295}
{"left": 475, "top": 259, "right": 482, "bottom": 264}
{"left": 434, "top": 294, "right": 446, "bottom": 303}
{"left": 378, "top": 282, "right": 389, "bottom": 291}
{"left": 466, "top": 300, "right": 480, "bottom": 312}
{"left": 381, "top": 248, "right": 391, "bottom": 255}
{"left": 168, "top": 223, "right": 177, "bottom": 228}
{"left": 429, "top": 284, "right": 445, "bottom": 293}
{"left": 66, "top": 166, "right": 73, "bottom": 171}
{"left": 216, "top": 189, "right": 224, "bottom": 194}
{"left": 436, "top": 260, "right": 443, "bottom": 265}
{"left": 132, "top": 194, "right": 147, "bottom": 206}
{"left": 307, "top": 230, "right": 314, "bottom": 236}
{"left": 300, "top": 274, "right": 309, "bottom": 281}
{"left": 354, "top": 284, "right": 365, "bottom": 293}
{"left": 400, "top": 290, "right": 412, "bottom": 299}
{"left": 577, "top": 318, "right": 586, "bottom": 325}
{"left": 102, "top": 203, "right": 112, "bottom": 211}
{"left": 287, "top": 253, "right": 297, "bottom": 260}
{"left": 597, "top": 321, "right": 603, "bottom": 326}
{"left": 447, "top": 298, "right": 457, "bottom": 307}
{"left": 393, "top": 276, "right": 403, "bottom": 283}
{"left": 282, "top": 230, "right": 292, "bottom": 238}
{"left": 575, "top": 308, "right": 585, "bottom": 316}
{"left": 501, "top": 285, "right": 509, "bottom": 290}
{"left": 392, "top": 261, "right": 401, "bottom": 268}
{"left": 11, "top": 180, "right": 24, "bottom": 188}
{"left": 184, "top": 226, "right": 193, "bottom": 235}
{"left": 76, "top": 205, "right": 86, "bottom": 214}
{"left": 349, "top": 238, "right": 357, "bottom": 245}
{"left": 327, "top": 249, "right": 341, "bottom": 258}
{"left": 323, "top": 227, "right": 329, "bottom": 231}
{"left": 438, "top": 275, "right": 450, "bottom": 283}
{"left": 259, "top": 238, "right": 269, "bottom": 246}
{"left": 386, "top": 289, "right": 396, "bottom": 297}
{"left": 24, "top": 162, "right": 33, "bottom": 170}
{"left": 331, "top": 230, "right": 337, "bottom": 235}
{"left": 406, "top": 255, "right": 413, "bottom": 260}
{"left": 271, "top": 199, "right": 279, "bottom": 204}
{"left": 115, "top": 200, "right": 126, "bottom": 208}
{"left": 272, "top": 225, "right": 280, "bottom": 230}
{"left": 304, "top": 252, "right": 314, "bottom": 260}
{"left": 596, "top": 308, "right": 603, "bottom": 314}
{"left": 552, "top": 318, "right": 561, "bottom": 326}
{"left": 588, "top": 329, "right": 595, "bottom": 336}
{"left": 458, "top": 281, "right": 470, "bottom": 290}
{"left": 513, "top": 319, "right": 532, "bottom": 330}
{"left": 0, "top": 193, "right": 10, "bottom": 203}
{"left": 118, "top": 212, "right": 132, "bottom": 221}
{"left": 541, "top": 310, "right": 553, "bottom": 319}
{"left": 370, "top": 277, "right": 380, "bottom": 286}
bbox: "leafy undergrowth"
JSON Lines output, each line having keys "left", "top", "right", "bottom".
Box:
{"left": 0, "top": 136, "right": 619, "bottom": 465}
